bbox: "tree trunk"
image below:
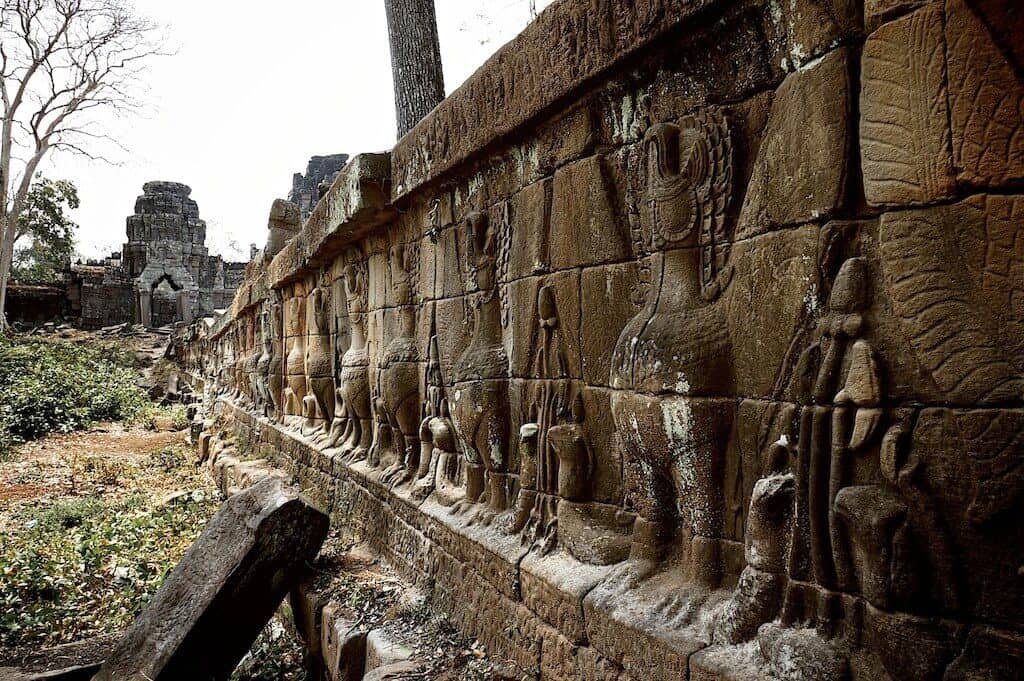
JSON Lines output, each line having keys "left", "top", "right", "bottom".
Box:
{"left": 384, "top": 0, "right": 445, "bottom": 138}
{"left": 0, "top": 215, "right": 12, "bottom": 332}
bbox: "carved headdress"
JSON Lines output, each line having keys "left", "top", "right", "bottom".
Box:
{"left": 642, "top": 109, "right": 733, "bottom": 300}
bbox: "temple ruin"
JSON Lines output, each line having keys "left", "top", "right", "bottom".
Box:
{"left": 172, "top": 0, "right": 1024, "bottom": 679}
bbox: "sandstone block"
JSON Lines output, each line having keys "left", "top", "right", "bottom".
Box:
{"left": 738, "top": 48, "right": 852, "bottom": 237}
{"left": 861, "top": 4, "right": 955, "bottom": 206}
{"left": 549, "top": 156, "right": 631, "bottom": 270}
{"left": 946, "top": 0, "right": 1024, "bottom": 188}
{"left": 92, "top": 477, "right": 328, "bottom": 681}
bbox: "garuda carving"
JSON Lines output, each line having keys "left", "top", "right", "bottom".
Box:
{"left": 326, "top": 257, "right": 373, "bottom": 463}
{"left": 372, "top": 242, "right": 422, "bottom": 484}
{"left": 412, "top": 323, "right": 461, "bottom": 503}
{"left": 450, "top": 211, "right": 512, "bottom": 518}
{"left": 283, "top": 291, "right": 307, "bottom": 427}
{"left": 303, "top": 284, "right": 335, "bottom": 438}
{"left": 255, "top": 306, "right": 273, "bottom": 417}
{"left": 267, "top": 295, "right": 284, "bottom": 421}
{"left": 609, "top": 110, "right": 736, "bottom": 586}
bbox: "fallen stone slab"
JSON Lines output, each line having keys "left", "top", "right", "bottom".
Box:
{"left": 92, "top": 477, "right": 329, "bottom": 681}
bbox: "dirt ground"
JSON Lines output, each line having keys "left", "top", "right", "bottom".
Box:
{"left": 0, "top": 420, "right": 222, "bottom": 662}
{"left": 0, "top": 423, "right": 186, "bottom": 511}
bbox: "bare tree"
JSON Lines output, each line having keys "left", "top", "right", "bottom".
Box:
{"left": 384, "top": 0, "right": 445, "bottom": 138}
{"left": 0, "top": 0, "right": 164, "bottom": 330}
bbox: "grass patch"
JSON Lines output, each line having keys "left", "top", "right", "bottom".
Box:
{"left": 129, "top": 403, "right": 190, "bottom": 432}
{"left": 0, "top": 437, "right": 218, "bottom": 655}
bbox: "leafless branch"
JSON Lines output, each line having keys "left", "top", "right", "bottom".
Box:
{"left": 0, "top": 0, "right": 167, "bottom": 328}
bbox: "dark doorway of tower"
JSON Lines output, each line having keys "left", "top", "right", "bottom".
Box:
{"left": 137, "top": 274, "right": 192, "bottom": 328}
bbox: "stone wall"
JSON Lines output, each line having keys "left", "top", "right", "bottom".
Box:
{"left": 290, "top": 154, "right": 351, "bottom": 220}
{"left": 5, "top": 284, "right": 66, "bottom": 326}
{"left": 179, "top": 1, "right": 1024, "bottom": 679}
{"left": 73, "top": 263, "right": 134, "bottom": 329}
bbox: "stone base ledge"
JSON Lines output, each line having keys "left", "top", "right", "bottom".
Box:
{"left": 209, "top": 398, "right": 769, "bottom": 681}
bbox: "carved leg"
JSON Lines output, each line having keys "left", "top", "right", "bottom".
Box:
{"left": 830, "top": 406, "right": 853, "bottom": 591}
{"left": 415, "top": 418, "right": 434, "bottom": 481}
{"left": 310, "top": 376, "right": 335, "bottom": 426}
{"left": 809, "top": 405, "right": 836, "bottom": 588}
{"left": 324, "top": 396, "right": 349, "bottom": 449}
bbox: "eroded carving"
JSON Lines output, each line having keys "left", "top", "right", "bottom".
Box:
{"left": 610, "top": 111, "right": 736, "bottom": 587}
{"left": 372, "top": 242, "right": 421, "bottom": 484}
{"left": 451, "top": 211, "right": 512, "bottom": 517}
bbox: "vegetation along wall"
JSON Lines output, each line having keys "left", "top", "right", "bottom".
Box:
{"left": 175, "top": 0, "right": 1024, "bottom": 678}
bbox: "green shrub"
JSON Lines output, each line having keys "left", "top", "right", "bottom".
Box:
{"left": 36, "top": 497, "right": 104, "bottom": 530}
{"left": 0, "top": 336, "right": 149, "bottom": 444}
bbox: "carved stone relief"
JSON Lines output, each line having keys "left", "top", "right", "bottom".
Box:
{"left": 372, "top": 242, "right": 421, "bottom": 483}
{"left": 180, "top": 4, "right": 1024, "bottom": 678}
{"left": 326, "top": 254, "right": 373, "bottom": 463}
{"left": 450, "top": 211, "right": 512, "bottom": 516}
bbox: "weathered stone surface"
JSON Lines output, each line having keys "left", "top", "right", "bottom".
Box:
{"left": 945, "top": 626, "right": 1024, "bottom": 681}
{"left": 265, "top": 199, "right": 302, "bottom": 261}
{"left": 580, "top": 262, "right": 642, "bottom": 386}
{"left": 508, "top": 178, "right": 551, "bottom": 280}
{"left": 737, "top": 48, "right": 852, "bottom": 237}
{"left": 175, "top": 2, "right": 1024, "bottom": 679}
{"left": 946, "top": 0, "right": 1024, "bottom": 189}
{"left": 860, "top": 4, "right": 955, "bottom": 206}
{"left": 268, "top": 153, "right": 395, "bottom": 288}
{"left": 878, "top": 196, "right": 1024, "bottom": 405}
{"left": 92, "top": 478, "right": 328, "bottom": 681}
{"left": 289, "top": 154, "right": 350, "bottom": 219}
{"left": 864, "top": 0, "right": 928, "bottom": 32}
{"left": 363, "top": 630, "right": 414, "bottom": 673}
{"left": 391, "top": 0, "right": 724, "bottom": 198}
{"left": 757, "top": 625, "right": 849, "bottom": 681}
{"left": 549, "top": 155, "right": 632, "bottom": 270}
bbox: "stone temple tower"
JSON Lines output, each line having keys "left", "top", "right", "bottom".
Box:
{"left": 122, "top": 181, "right": 237, "bottom": 328}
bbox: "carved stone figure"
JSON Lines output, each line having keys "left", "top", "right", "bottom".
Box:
{"left": 284, "top": 292, "right": 307, "bottom": 425}
{"left": 234, "top": 324, "right": 250, "bottom": 406}
{"left": 267, "top": 296, "right": 284, "bottom": 421}
{"left": 609, "top": 112, "right": 735, "bottom": 586}
{"left": 170, "top": 6, "right": 1024, "bottom": 678}
{"left": 255, "top": 308, "right": 273, "bottom": 417}
{"left": 303, "top": 285, "right": 335, "bottom": 438}
{"left": 789, "top": 257, "right": 883, "bottom": 601}
{"left": 509, "top": 285, "right": 593, "bottom": 553}
{"left": 372, "top": 243, "right": 421, "bottom": 483}
{"left": 450, "top": 211, "right": 512, "bottom": 516}
{"left": 411, "top": 330, "right": 459, "bottom": 502}
{"left": 244, "top": 316, "right": 260, "bottom": 411}
{"left": 327, "top": 258, "right": 372, "bottom": 462}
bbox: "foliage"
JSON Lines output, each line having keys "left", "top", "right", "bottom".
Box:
{"left": 11, "top": 177, "right": 79, "bottom": 284}
{"left": 0, "top": 336, "right": 149, "bottom": 445}
{"left": 0, "top": 409, "right": 14, "bottom": 460}
{"left": 0, "top": 490, "right": 217, "bottom": 651}
{"left": 0, "top": 0, "right": 164, "bottom": 331}
{"left": 147, "top": 444, "right": 190, "bottom": 473}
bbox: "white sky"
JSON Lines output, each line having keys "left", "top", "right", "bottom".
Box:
{"left": 39, "top": 0, "right": 556, "bottom": 262}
